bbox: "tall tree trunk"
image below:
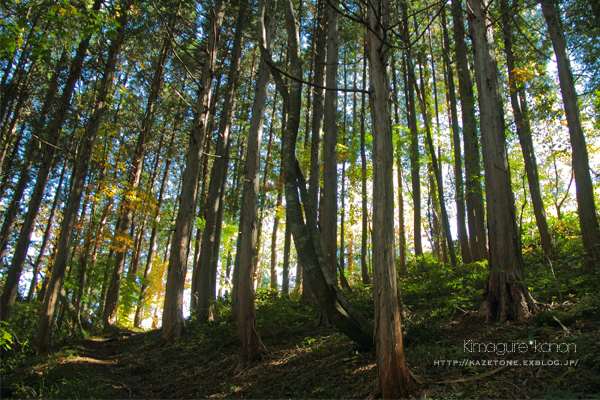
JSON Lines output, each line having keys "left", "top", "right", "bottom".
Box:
{"left": 322, "top": 0, "right": 339, "bottom": 284}
{"left": 104, "top": 35, "right": 171, "bottom": 328}
{"left": 194, "top": 3, "right": 246, "bottom": 322}
{"left": 282, "top": 213, "right": 291, "bottom": 297}
{"left": 270, "top": 170, "right": 284, "bottom": 292}
{"left": 368, "top": 0, "right": 411, "bottom": 395}
{"left": 391, "top": 51, "right": 407, "bottom": 268}
{"left": 360, "top": 46, "right": 371, "bottom": 283}
{"left": 405, "top": 49, "right": 422, "bottom": 255}
{"left": 540, "top": 0, "right": 600, "bottom": 269}
{"left": 467, "top": 0, "right": 534, "bottom": 322}
{"left": 441, "top": 7, "right": 472, "bottom": 263}
{"left": 34, "top": 3, "right": 128, "bottom": 348}
{"left": 233, "top": 0, "right": 273, "bottom": 370}
{"left": 452, "top": 0, "right": 487, "bottom": 261}
{"left": 0, "top": 0, "right": 103, "bottom": 322}
{"left": 161, "top": 1, "right": 225, "bottom": 340}
{"left": 338, "top": 56, "right": 350, "bottom": 290}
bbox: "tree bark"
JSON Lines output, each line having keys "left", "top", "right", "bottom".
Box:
{"left": 368, "top": 0, "right": 411, "bottom": 395}
{"left": 404, "top": 46, "right": 423, "bottom": 255}
{"left": 232, "top": 0, "right": 273, "bottom": 371}
{"left": 541, "top": 0, "right": 600, "bottom": 269}
{"left": 322, "top": 0, "right": 339, "bottom": 285}
{"left": 467, "top": 0, "right": 534, "bottom": 322}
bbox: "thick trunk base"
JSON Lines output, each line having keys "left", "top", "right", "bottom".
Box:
{"left": 479, "top": 275, "right": 535, "bottom": 323}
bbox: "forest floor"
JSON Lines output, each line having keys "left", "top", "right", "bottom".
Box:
{"left": 3, "top": 294, "right": 600, "bottom": 399}
{"left": 3, "top": 231, "right": 600, "bottom": 399}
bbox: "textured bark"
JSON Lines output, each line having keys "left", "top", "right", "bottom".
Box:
{"left": 35, "top": 3, "right": 128, "bottom": 349}
{"left": 233, "top": 0, "right": 273, "bottom": 371}
{"left": 161, "top": 1, "right": 225, "bottom": 341}
{"left": 368, "top": 0, "right": 411, "bottom": 395}
{"left": 194, "top": 3, "right": 246, "bottom": 322}
{"left": 452, "top": 0, "right": 488, "bottom": 261}
{"left": 309, "top": 0, "right": 326, "bottom": 230}
{"left": 441, "top": 7, "right": 472, "bottom": 263}
{"left": 104, "top": 35, "right": 171, "bottom": 328}
{"left": 541, "top": 0, "right": 600, "bottom": 269}
{"left": 468, "top": 0, "right": 534, "bottom": 323}
{"left": 322, "top": 0, "right": 339, "bottom": 284}
{"left": 0, "top": 0, "right": 102, "bottom": 322}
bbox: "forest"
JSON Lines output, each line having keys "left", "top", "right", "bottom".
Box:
{"left": 0, "top": 0, "right": 599, "bottom": 397}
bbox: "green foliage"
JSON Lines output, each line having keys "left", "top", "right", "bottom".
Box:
{"left": 532, "top": 310, "right": 576, "bottom": 327}
{"left": 255, "top": 291, "right": 318, "bottom": 332}
{"left": 400, "top": 255, "right": 488, "bottom": 319}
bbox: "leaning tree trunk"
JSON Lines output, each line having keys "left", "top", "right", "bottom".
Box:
{"left": 540, "top": 0, "right": 600, "bottom": 269}
{"left": 467, "top": 0, "right": 535, "bottom": 323}
{"left": 161, "top": 1, "right": 225, "bottom": 341}
{"left": 258, "top": 0, "right": 374, "bottom": 349}
{"left": 368, "top": 0, "right": 411, "bottom": 396}
{"left": 501, "top": 0, "right": 553, "bottom": 255}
